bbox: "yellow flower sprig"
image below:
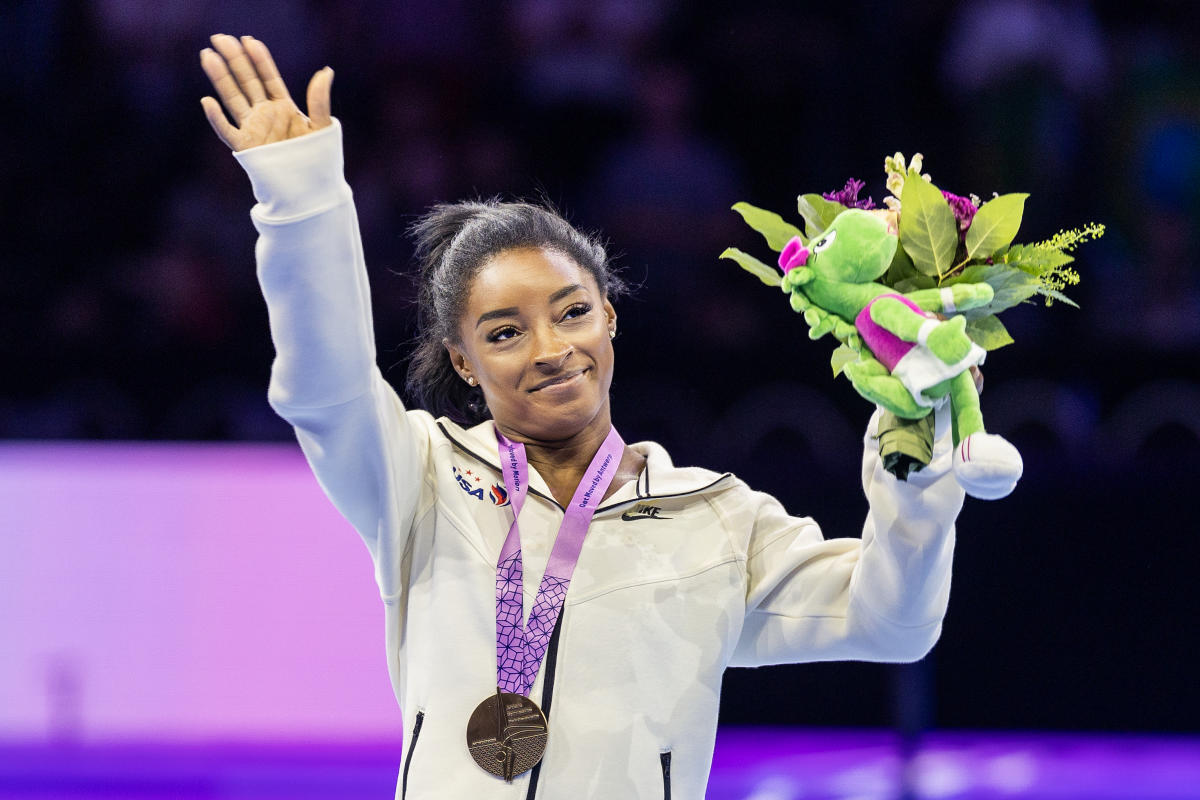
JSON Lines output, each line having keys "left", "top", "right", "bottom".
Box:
{"left": 1039, "top": 222, "right": 1106, "bottom": 252}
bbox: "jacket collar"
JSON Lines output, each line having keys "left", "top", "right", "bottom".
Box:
{"left": 435, "top": 417, "right": 732, "bottom": 512}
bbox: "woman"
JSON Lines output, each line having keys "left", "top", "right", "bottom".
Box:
{"left": 200, "top": 34, "right": 964, "bottom": 800}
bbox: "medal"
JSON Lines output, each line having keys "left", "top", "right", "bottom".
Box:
{"left": 466, "top": 688, "right": 549, "bottom": 782}
{"left": 467, "top": 426, "right": 625, "bottom": 781}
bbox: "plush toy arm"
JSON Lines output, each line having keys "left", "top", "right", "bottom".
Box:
{"left": 799, "top": 303, "right": 858, "bottom": 344}
{"left": 869, "top": 297, "right": 974, "bottom": 365}
{"left": 784, "top": 275, "right": 859, "bottom": 346}
{"left": 843, "top": 353, "right": 930, "bottom": 418}
{"left": 905, "top": 282, "right": 994, "bottom": 313}
{"left": 781, "top": 265, "right": 814, "bottom": 291}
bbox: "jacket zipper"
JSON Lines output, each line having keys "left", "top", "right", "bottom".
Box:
{"left": 523, "top": 612, "right": 564, "bottom": 799}
{"left": 401, "top": 710, "right": 424, "bottom": 799}
{"left": 660, "top": 751, "right": 672, "bottom": 799}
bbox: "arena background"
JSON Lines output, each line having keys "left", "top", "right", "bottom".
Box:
{"left": 3, "top": 1, "right": 1199, "bottom": 797}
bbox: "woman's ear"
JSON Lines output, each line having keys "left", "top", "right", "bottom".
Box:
{"left": 442, "top": 338, "right": 476, "bottom": 386}
{"left": 603, "top": 298, "right": 617, "bottom": 338}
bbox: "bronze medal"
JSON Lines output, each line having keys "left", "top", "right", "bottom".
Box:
{"left": 466, "top": 689, "right": 549, "bottom": 782}
{"left": 474, "top": 429, "right": 621, "bottom": 782}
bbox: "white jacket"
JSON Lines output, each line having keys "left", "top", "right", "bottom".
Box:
{"left": 235, "top": 121, "right": 965, "bottom": 800}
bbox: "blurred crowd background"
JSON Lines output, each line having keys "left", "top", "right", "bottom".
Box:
{"left": 4, "top": 0, "right": 1199, "bottom": 735}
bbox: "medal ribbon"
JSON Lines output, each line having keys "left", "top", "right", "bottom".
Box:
{"left": 494, "top": 426, "right": 624, "bottom": 696}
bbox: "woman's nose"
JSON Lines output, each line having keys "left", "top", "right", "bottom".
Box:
{"left": 532, "top": 327, "right": 573, "bottom": 368}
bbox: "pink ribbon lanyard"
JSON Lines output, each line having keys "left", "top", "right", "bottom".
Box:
{"left": 494, "top": 427, "right": 625, "bottom": 696}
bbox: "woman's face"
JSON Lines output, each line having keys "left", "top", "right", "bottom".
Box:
{"left": 445, "top": 247, "right": 617, "bottom": 443}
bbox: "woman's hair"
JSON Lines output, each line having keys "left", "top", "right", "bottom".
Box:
{"left": 407, "top": 199, "right": 624, "bottom": 425}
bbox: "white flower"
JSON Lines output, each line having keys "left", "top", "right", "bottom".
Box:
{"left": 884, "top": 151, "right": 931, "bottom": 198}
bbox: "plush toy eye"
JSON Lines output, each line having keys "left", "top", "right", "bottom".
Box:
{"left": 812, "top": 229, "right": 837, "bottom": 253}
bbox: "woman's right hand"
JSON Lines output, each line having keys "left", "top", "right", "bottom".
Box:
{"left": 200, "top": 34, "right": 332, "bottom": 152}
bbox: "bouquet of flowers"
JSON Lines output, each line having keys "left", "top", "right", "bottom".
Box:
{"left": 722, "top": 153, "right": 1104, "bottom": 497}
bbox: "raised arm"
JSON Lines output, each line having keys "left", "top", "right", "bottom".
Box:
{"left": 730, "top": 408, "right": 963, "bottom": 667}
{"left": 199, "top": 36, "right": 433, "bottom": 577}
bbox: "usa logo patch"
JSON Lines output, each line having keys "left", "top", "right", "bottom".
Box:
{"left": 452, "top": 466, "right": 510, "bottom": 506}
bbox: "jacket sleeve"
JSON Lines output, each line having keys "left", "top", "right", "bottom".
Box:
{"left": 728, "top": 407, "right": 963, "bottom": 666}
{"left": 234, "top": 122, "right": 434, "bottom": 591}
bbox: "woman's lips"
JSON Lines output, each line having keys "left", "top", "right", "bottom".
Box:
{"left": 529, "top": 369, "right": 587, "bottom": 392}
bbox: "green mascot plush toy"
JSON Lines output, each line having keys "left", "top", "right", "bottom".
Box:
{"left": 778, "top": 208, "right": 1023, "bottom": 500}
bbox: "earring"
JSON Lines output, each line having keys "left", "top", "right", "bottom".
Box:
{"left": 466, "top": 376, "right": 477, "bottom": 386}
{"left": 609, "top": 329, "right": 616, "bottom": 339}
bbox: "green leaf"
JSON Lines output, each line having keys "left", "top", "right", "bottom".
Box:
{"left": 940, "top": 266, "right": 977, "bottom": 286}
{"left": 831, "top": 343, "right": 858, "bottom": 377}
{"left": 720, "top": 247, "right": 781, "bottom": 287}
{"left": 796, "top": 194, "right": 845, "bottom": 240}
{"left": 731, "top": 202, "right": 805, "bottom": 251}
{"left": 1036, "top": 286, "right": 1080, "bottom": 308}
{"left": 882, "top": 244, "right": 934, "bottom": 289}
{"left": 1001, "top": 243, "right": 1074, "bottom": 276}
{"left": 965, "top": 315, "right": 1014, "bottom": 350}
{"left": 899, "top": 172, "right": 958, "bottom": 278}
{"left": 955, "top": 263, "right": 1041, "bottom": 317}
{"left": 965, "top": 193, "right": 1028, "bottom": 260}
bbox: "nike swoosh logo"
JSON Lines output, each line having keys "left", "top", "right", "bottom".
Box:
{"left": 620, "top": 512, "right": 672, "bottom": 521}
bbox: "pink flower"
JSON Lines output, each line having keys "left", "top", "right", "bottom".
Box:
{"left": 942, "top": 191, "right": 978, "bottom": 236}
{"left": 823, "top": 178, "right": 877, "bottom": 209}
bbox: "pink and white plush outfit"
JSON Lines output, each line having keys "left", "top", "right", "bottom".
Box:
{"left": 855, "top": 293, "right": 986, "bottom": 408}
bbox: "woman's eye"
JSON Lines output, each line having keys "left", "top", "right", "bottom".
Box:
{"left": 487, "top": 326, "right": 519, "bottom": 343}
{"left": 562, "top": 303, "right": 592, "bottom": 321}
